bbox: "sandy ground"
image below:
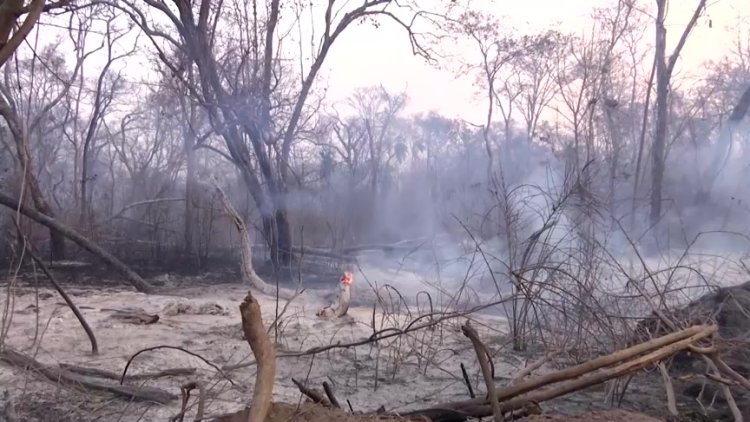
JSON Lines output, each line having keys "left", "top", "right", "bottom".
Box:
{"left": 0, "top": 277, "right": 523, "bottom": 421}
{"left": 1, "top": 246, "right": 745, "bottom": 421}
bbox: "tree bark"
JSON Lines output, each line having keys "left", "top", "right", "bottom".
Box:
{"left": 0, "top": 0, "right": 45, "bottom": 68}
{"left": 184, "top": 131, "right": 197, "bottom": 261}
{"left": 650, "top": 1, "right": 668, "bottom": 225}
{"left": 0, "top": 88, "right": 67, "bottom": 259}
{"left": 0, "top": 191, "right": 154, "bottom": 293}
{"left": 650, "top": 0, "right": 707, "bottom": 225}
{"left": 271, "top": 209, "right": 293, "bottom": 266}
{"left": 239, "top": 292, "right": 275, "bottom": 422}
{"left": 27, "top": 247, "right": 98, "bottom": 355}
{"left": 213, "top": 182, "right": 294, "bottom": 298}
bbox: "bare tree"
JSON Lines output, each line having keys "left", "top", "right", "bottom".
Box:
{"left": 0, "top": 9, "right": 97, "bottom": 258}
{"left": 113, "top": 0, "right": 430, "bottom": 268}
{"left": 510, "top": 31, "right": 567, "bottom": 142}
{"left": 649, "top": 0, "right": 707, "bottom": 225}
{"left": 348, "top": 86, "right": 407, "bottom": 200}
{"left": 77, "top": 12, "right": 135, "bottom": 228}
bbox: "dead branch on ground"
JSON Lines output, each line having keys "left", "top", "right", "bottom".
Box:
{"left": 223, "top": 296, "right": 517, "bottom": 372}
{"left": 397, "top": 325, "right": 717, "bottom": 420}
{"left": 105, "top": 308, "right": 159, "bottom": 325}
{"left": 25, "top": 245, "right": 98, "bottom": 355}
{"left": 60, "top": 363, "right": 195, "bottom": 380}
{"left": 657, "top": 362, "right": 678, "bottom": 417}
{"left": 0, "top": 191, "right": 154, "bottom": 293}
{"left": 323, "top": 381, "right": 342, "bottom": 409}
{"left": 511, "top": 352, "right": 558, "bottom": 385}
{"left": 292, "top": 378, "right": 331, "bottom": 407}
{"left": 0, "top": 348, "right": 175, "bottom": 404}
{"left": 119, "top": 345, "right": 234, "bottom": 386}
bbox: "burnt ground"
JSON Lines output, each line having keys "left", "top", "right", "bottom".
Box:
{"left": 0, "top": 262, "right": 742, "bottom": 421}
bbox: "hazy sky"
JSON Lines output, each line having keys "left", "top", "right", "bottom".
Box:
{"left": 28, "top": 0, "right": 749, "bottom": 124}
{"left": 319, "top": 0, "right": 749, "bottom": 122}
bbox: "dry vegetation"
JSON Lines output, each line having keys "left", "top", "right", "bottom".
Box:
{"left": 1, "top": 0, "right": 750, "bottom": 421}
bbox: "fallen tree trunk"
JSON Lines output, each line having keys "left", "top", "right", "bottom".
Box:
{"left": 0, "top": 191, "right": 154, "bottom": 293}
{"left": 290, "top": 246, "right": 355, "bottom": 262}
{"left": 445, "top": 324, "right": 713, "bottom": 411}
{"left": 0, "top": 349, "right": 175, "bottom": 404}
{"left": 59, "top": 363, "right": 195, "bottom": 381}
{"left": 399, "top": 325, "right": 718, "bottom": 421}
{"left": 471, "top": 326, "right": 716, "bottom": 417}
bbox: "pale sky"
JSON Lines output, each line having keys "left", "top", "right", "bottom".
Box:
{"left": 27, "top": 0, "right": 750, "bottom": 124}
{"left": 319, "top": 0, "right": 749, "bottom": 122}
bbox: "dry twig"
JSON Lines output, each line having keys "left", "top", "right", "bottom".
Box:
{"left": 462, "top": 324, "right": 503, "bottom": 422}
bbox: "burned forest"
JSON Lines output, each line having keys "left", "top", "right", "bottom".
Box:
{"left": 1, "top": 0, "right": 750, "bottom": 421}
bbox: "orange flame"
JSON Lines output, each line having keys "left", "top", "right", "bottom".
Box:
{"left": 340, "top": 271, "right": 354, "bottom": 286}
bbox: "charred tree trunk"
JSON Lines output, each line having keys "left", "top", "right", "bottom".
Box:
{"left": 650, "top": 2, "right": 668, "bottom": 226}
{"left": 0, "top": 191, "right": 154, "bottom": 293}
{"left": 270, "top": 208, "right": 293, "bottom": 266}
{"left": 22, "top": 142, "right": 67, "bottom": 260}
{"left": 184, "top": 143, "right": 197, "bottom": 260}
{"left": 650, "top": 0, "right": 706, "bottom": 226}
{"left": 0, "top": 96, "right": 66, "bottom": 259}
{"left": 213, "top": 182, "right": 295, "bottom": 298}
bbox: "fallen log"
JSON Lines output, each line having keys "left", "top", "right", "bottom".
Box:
{"left": 59, "top": 363, "right": 196, "bottom": 380}
{"left": 0, "top": 191, "right": 154, "bottom": 293}
{"left": 292, "top": 378, "right": 331, "bottom": 407}
{"left": 398, "top": 325, "right": 717, "bottom": 421}
{"left": 0, "top": 349, "right": 175, "bottom": 404}
{"left": 104, "top": 308, "right": 160, "bottom": 325}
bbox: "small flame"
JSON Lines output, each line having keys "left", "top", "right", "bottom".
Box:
{"left": 340, "top": 271, "right": 354, "bottom": 286}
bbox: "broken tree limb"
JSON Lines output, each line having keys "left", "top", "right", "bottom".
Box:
{"left": 511, "top": 352, "right": 558, "bottom": 385}
{"left": 317, "top": 271, "right": 353, "bottom": 318}
{"left": 461, "top": 324, "right": 712, "bottom": 409}
{"left": 0, "top": 191, "right": 154, "bottom": 293}
{"left": 323, "top": 381, "right": 342, "bottom": 409}
{"left": 119, "top": 345, "right": 233, "bottom": 386}
{"left": 0, "top": 349, "right": 175, "bottom": 404}
{"left": 292, "top": 378, "right": 331, "bottom": 406}
{"left": 240, "top": 292, "right": 275, "bottom": 422}
{"left": 657, "top": 362, "right": 678, "bottom": 417}
{"left": 461, "top": 324, "right": 503, "bottom": 422}
{"left": 106, "top": 308, "right": 159, "bottom": 325}
{"left": 481, "top": 326, "right": 717, "bottom": 416}
{"left": 400, "top": 325, "right": 718, "bottom": 420}
{"left": 460, "top": 362, "right": 475, "bottom": 399}
{"left": 290, "top": 246, "right": 355, "bottom": 262}
{"left": 26, "top": 246, "right": 98, "bottom": 355}
{"left": 59, "top": 363, "right": 195, "bottom": 380}
{"left": 213, "top": 183, "right": 295, "bottom": 299}
{"left": 169, "top": 381, "right": 206, "bottom": 422}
